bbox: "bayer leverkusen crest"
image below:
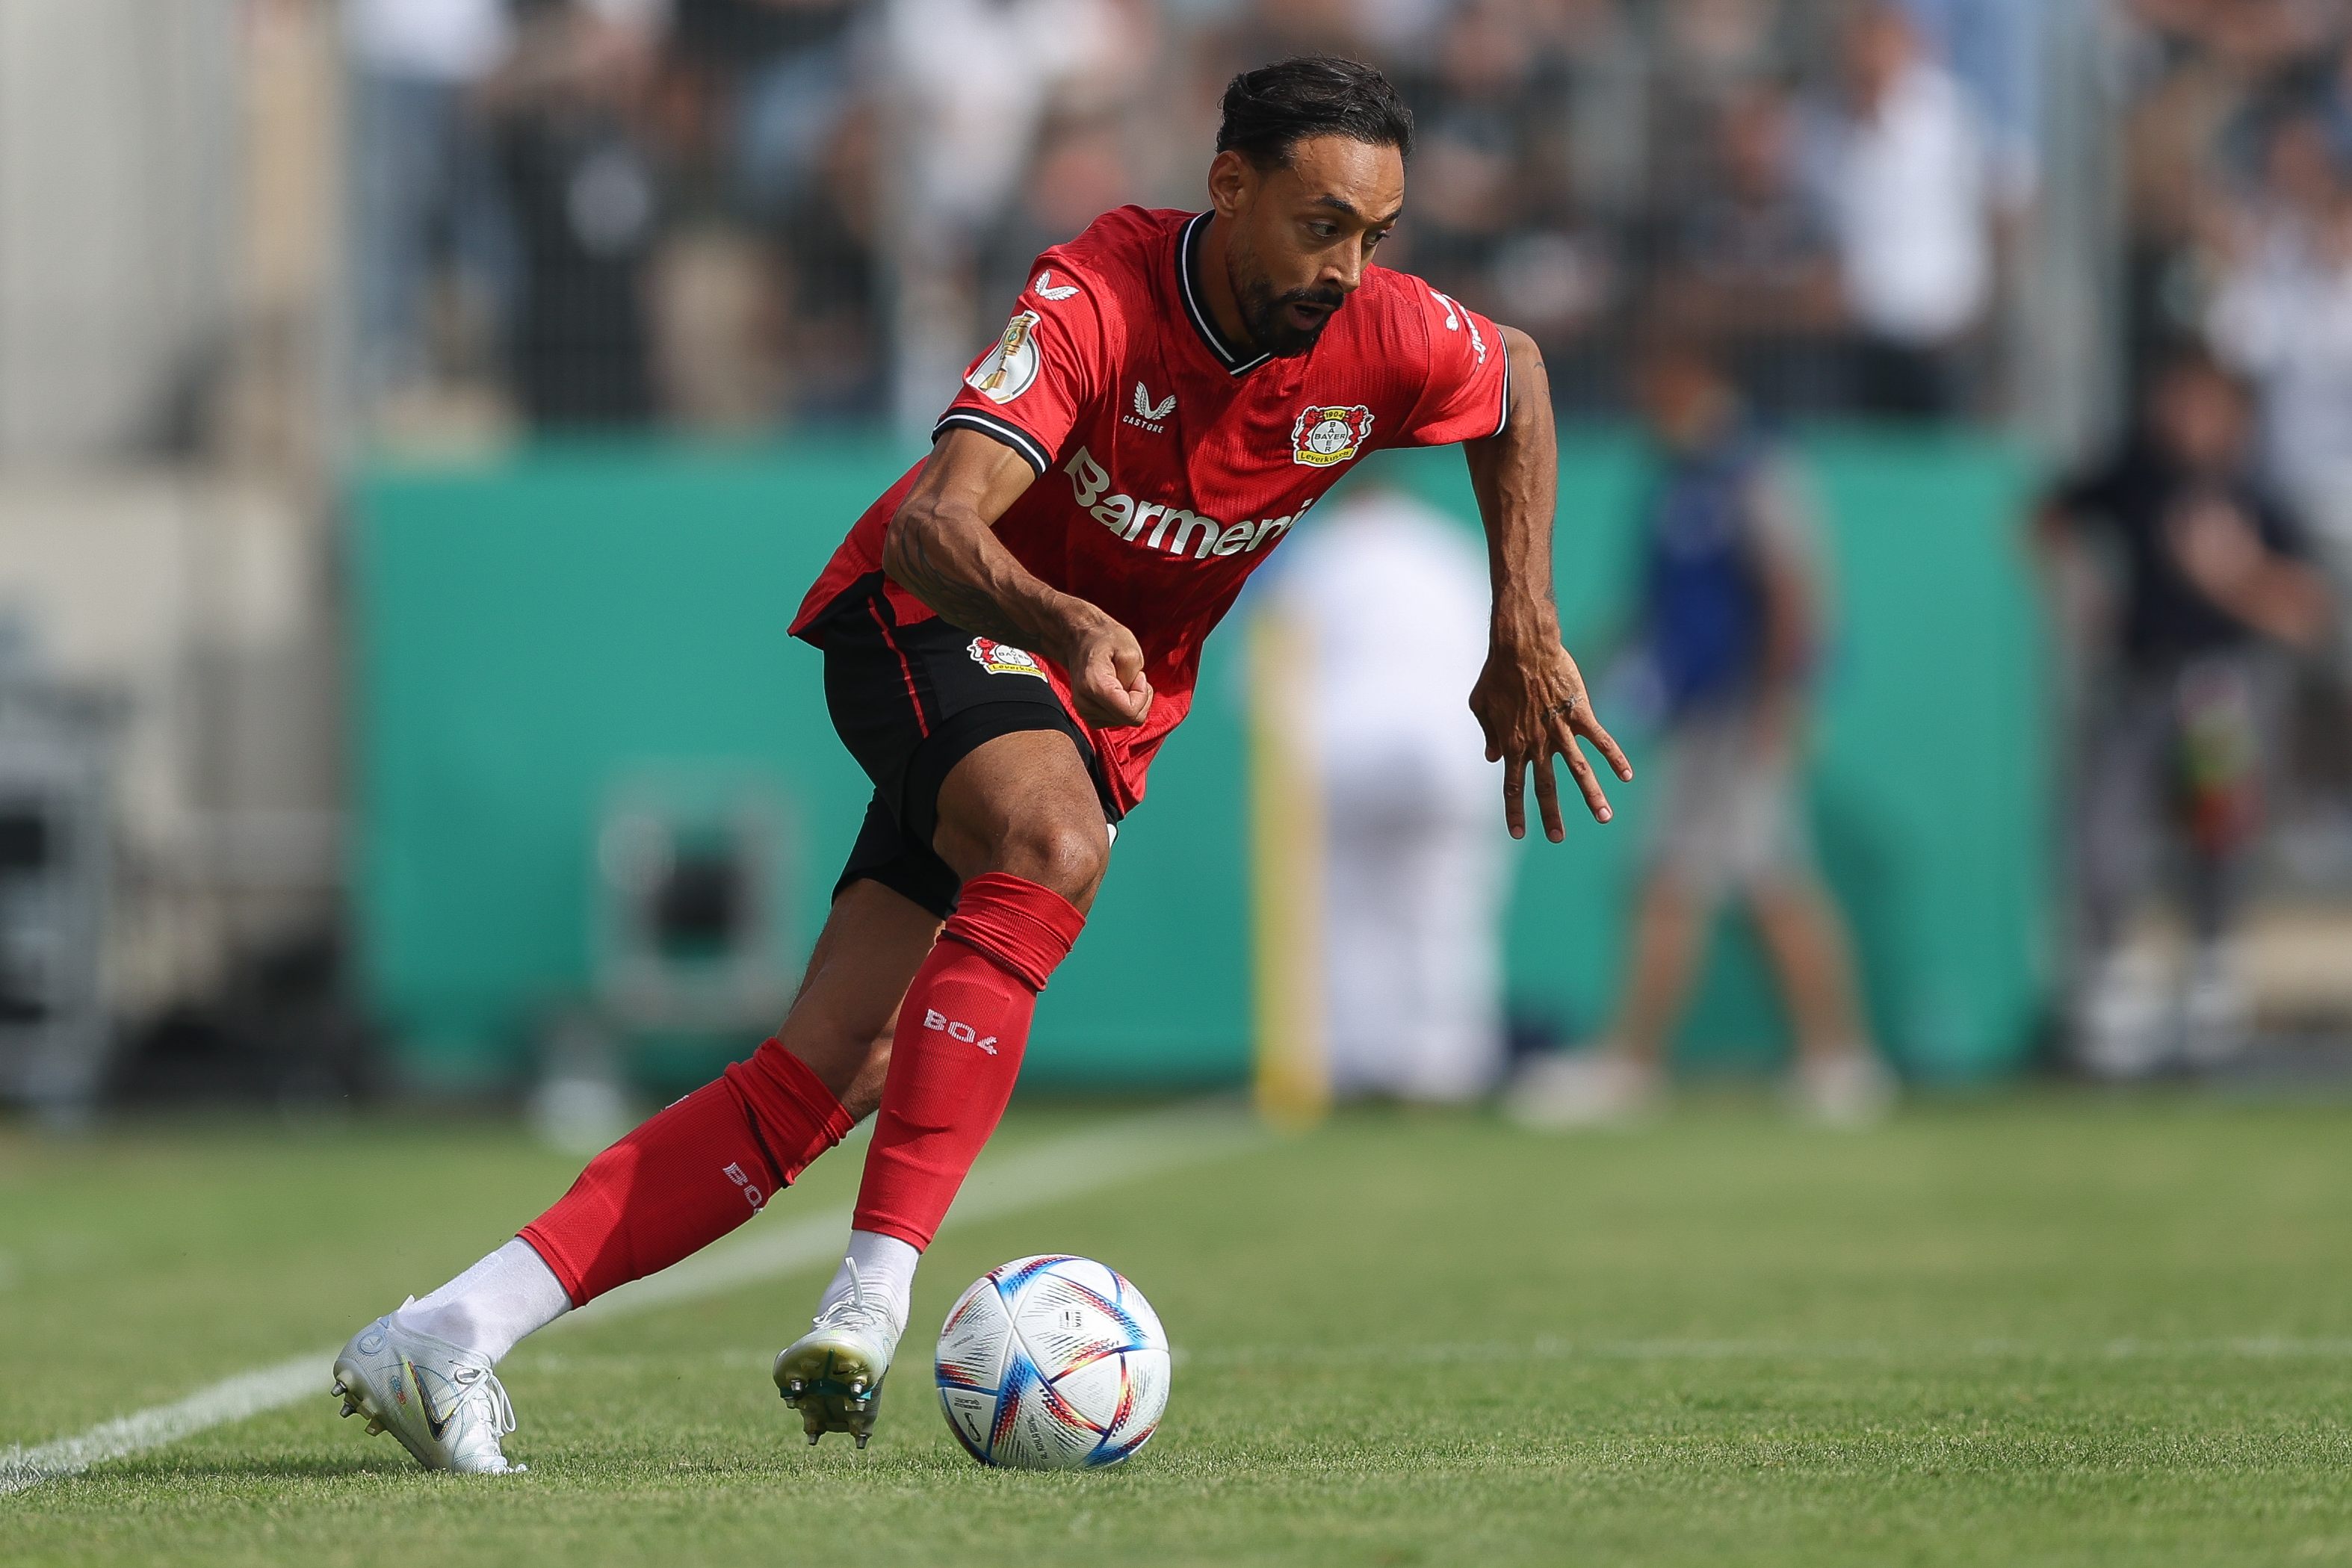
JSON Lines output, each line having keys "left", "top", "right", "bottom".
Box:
{"left": 1290, "top": 404, "right": 1374, "bottom": 468}
{"left": 967, "top": 636, "right": 1046, "bottom": 678}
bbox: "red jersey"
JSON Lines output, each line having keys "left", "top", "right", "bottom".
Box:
{"left": 791, "top": 205, "right": 1509, "bottom": 813}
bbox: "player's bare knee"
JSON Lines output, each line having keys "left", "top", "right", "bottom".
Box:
{"left": 991, "top": 816, "right": 1107, "bottom": 905}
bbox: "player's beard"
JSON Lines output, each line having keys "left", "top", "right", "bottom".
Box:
{"left": 1229, "top": 235, "right": 1345, "bottom": 358}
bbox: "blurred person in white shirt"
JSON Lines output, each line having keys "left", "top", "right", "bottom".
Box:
{"left": 344, "top": 0, "right": 519, "bottom": 409}
{"left": 1800, "top": 0, "right": 2027, "bottom": 418}
{"left": 1267, "top": 485, "right": 1509, "bottom": 1103}
{"left": 875, "top": 0, "right": 1146, "bottom": 436}
{"left": 2209, "top": 106, "right": 2352, "bottom": 672}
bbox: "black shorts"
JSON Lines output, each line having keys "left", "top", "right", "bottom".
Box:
{"left": 810, "top": 574, "right": 1120, "bottom": 918}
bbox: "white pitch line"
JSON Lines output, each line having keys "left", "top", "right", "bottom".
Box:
{"left": 0, "top": 1355, "right": 329, "bottom": 1497}
{"left": 1176, "top": 1336, "right": 2352, "bottom": 1369}
{"left": 1, "top": 1096, "right": 1266, "bottom": 1496}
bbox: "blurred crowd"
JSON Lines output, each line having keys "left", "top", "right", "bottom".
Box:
{"left": 342, "top": 0, "right": 2352, "bottom": 1093}
{"left": 348, "top": 0, "right": 2052, "bottom": 438}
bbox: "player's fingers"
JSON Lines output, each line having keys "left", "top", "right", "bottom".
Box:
{"left": 1469, "top": 698, "right": 1503, "bottom": 763}
{"left": 1500, "top": 754, "right": 1527, "bottom": 840}
{"left": 1577, "top": 710, "right": 1635, "bottom": 783}
{"left": 1532, "top": 749, "right": 1567, "bottom": 843}
{"left": 1556, "top": 725, "right": 1613, "bottom": 823}
{"left": 1075, "top": 684, "right": 1123, "bottom": 728}
{"left": 1084, "top": 654, "right": 1147, "bottom": 727}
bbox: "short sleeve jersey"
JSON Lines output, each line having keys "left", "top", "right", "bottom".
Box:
{"left": 791, "top": 205, "right": 1510, "bottom": 812}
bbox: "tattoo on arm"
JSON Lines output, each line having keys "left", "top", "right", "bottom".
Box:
{"left": 891, "top": 526, "right": 1043, "bottom": 650}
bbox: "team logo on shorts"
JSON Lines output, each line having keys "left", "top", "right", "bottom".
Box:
{"left": 968, "top": 636, "right": 1046, "bottom": 678}
{"left": 968, "top": 311, "right": 1042, "bottom": 403}
{"left": 1290, "top": 404, "right": 1374, "bottom": 467}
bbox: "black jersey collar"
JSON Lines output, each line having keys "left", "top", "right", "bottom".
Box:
{"left": 1178, "top": 212, "right": 1272, "bottom": 376}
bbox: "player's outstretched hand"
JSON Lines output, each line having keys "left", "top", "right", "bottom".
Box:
{"left": 1470, "top": 642, "right": 1632, "bottom": 842}
{"left": 1060, "top": 610, "right": 1154, "bottom": 728}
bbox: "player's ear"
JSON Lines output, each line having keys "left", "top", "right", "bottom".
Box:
{"left": 1207, "top": 149, "right": 1255, "bottom": 219}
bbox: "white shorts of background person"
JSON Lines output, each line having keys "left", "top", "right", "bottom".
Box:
{"left": 1648, "top": 705, "right": 1816, "bottom": 900}
{"left": 1322, "top": 743, "right": 1506, "bottom": 1104}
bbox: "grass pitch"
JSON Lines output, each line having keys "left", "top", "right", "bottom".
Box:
{"left": 4, "top": 1092, "right": 2351, "bottom": 1566}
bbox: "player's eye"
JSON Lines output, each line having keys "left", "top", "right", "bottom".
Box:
{"left": 1308, "top": 221, "right": 1339, "bottom": 240}
{"left": 1366, "top": 228, "right": 1391, "bottom": 250}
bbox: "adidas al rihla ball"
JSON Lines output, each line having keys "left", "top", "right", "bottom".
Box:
{"left": 934, "top": 1254, "right": 1170, "bottom": 1469}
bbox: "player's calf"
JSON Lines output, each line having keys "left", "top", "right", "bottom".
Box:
{"left": 782, "top": 870, "right": 1086, "bottom": 1445}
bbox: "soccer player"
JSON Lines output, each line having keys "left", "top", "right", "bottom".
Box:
{"left": 328, "top": 56, "right": 1630, "bottom": 1473}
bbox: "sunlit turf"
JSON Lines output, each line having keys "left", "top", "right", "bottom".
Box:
{"left": 4, "top": 1092, "right": 2351, "bottom": 1566}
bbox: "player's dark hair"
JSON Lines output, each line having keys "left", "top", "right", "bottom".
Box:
{"left": 1216, "top": 57, "right": 1414, "bottom": 170}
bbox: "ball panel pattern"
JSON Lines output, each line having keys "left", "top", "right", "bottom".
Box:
{"left": 934, "top": 1276, "right": 1012, "bottom": 1394}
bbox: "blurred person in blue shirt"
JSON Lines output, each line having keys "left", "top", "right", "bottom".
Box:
{"left": 2208, "top": 106, "right": 2352, "bottom": 678}
{"left": 2037, "top": 348, "right": 2333, "bottom": 1076}
{"left": 1799, "top": 0, "right": 2026, "bottom": 418}
{"left": 1510, "top": 325, "right": 1891, "bottom": 1126}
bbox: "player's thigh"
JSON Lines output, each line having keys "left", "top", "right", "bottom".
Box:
{"left": 930, "top": 729, "right": 1114, "bottom": 910}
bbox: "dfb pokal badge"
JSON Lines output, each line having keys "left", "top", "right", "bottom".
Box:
{"left": 968, "top": 311, "right": 1042, "bottom": 403}
{"left": 1290, "top": 404, "right": 1374, "bottom": 468}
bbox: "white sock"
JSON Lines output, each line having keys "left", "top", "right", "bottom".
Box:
{"left": 815, "top": 1230, "right": 919, "bottom": 1332}
{"left": 393, "top": 1237, "right": 572, "bottom": 1365}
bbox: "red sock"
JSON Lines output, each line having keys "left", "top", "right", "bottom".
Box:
{"left": 519, "top": 1039, "right": 853, "bottom": 1306}
{"left": 852, "top": 873, "right": 1084, "bottom": 1250}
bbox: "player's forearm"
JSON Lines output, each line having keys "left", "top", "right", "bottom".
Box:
{"left": 1464, "top": 326, "right": 1564, "bottom": 654}
{"left": 884, "top": 497, "right": 1101, "bottom": 660}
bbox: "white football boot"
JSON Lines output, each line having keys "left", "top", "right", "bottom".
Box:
{"left": 773, "top": 1261, "right": 902, "bottom": 1449}
{"left": 1791, "top": 1050, "right": 1898, "bottom": 1127}
{"left": 1504, "top": 1048, "right": 1662, "bottom": 1129}
{"left": 2180, "top": 943, "right": 2251, "bottom": 1069}
{"left": 2075, "top": 946, "right": 2171, "bottom": 1079}
{"left": 331, "top": 1307, "right": 524, "bottom": 1474}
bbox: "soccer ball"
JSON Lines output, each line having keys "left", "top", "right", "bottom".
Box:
{"left": 934, "top": 1254, "right": 1170, "bottom": 1469}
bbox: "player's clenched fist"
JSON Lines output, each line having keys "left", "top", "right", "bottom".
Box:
{"left": 1053, "top": 610, "right": 1154, "bottom": 728}
{"left": 1470, "top": 640, "right": 1632, "bottom": 843}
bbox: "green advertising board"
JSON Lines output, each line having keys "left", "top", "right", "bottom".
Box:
{"left": 351, "top": 430, "right": 2044, "bottom": 1091}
